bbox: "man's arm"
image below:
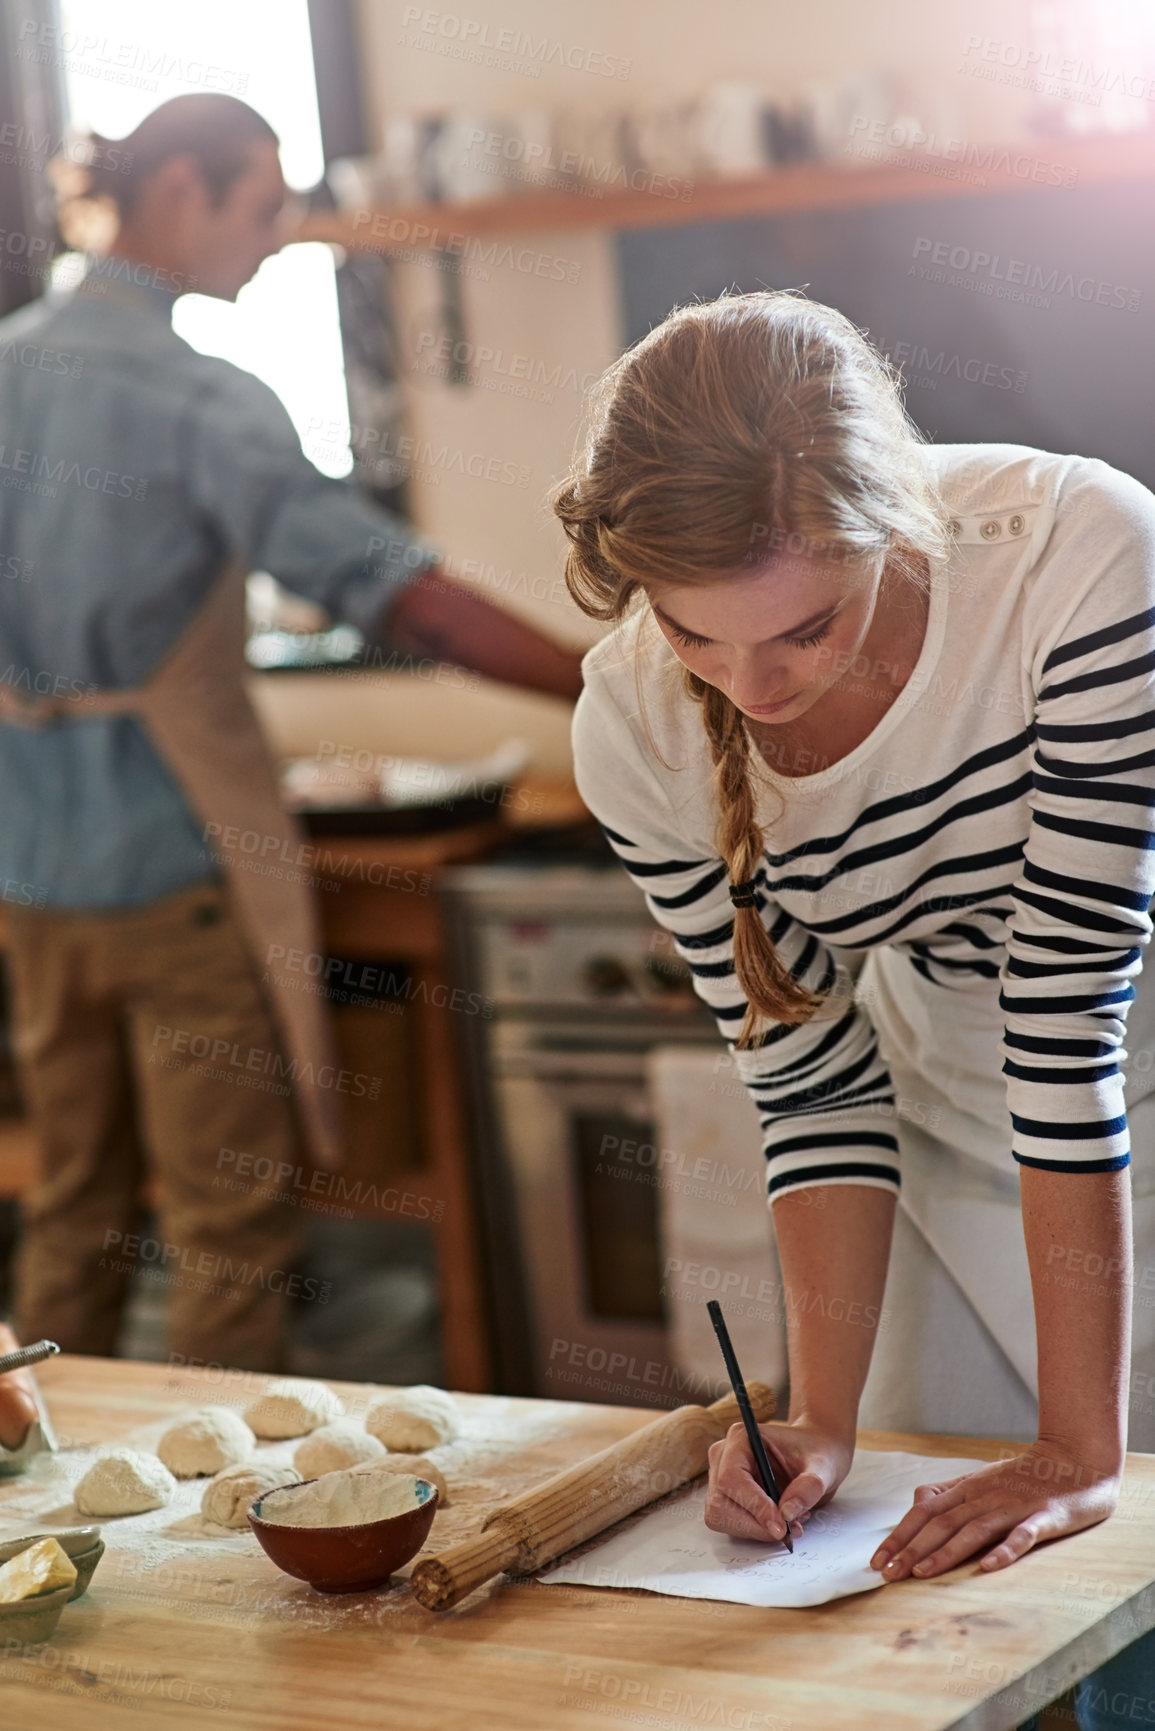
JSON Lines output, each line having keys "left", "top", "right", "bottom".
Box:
{"left": 187, "top": 367, "right": 586, "bottom": 702}
{"left": 0, "top": 1324, "right": 38, "bottom": 1452}
{"left": 383, "top": 567, "right": 584, "bottom": 701}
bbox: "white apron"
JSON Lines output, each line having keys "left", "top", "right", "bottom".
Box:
{"left": 860, "top": 944, "right": 1155, "bottom": 1412}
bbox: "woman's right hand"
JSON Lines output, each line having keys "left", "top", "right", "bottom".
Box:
{"left": 705, "top": 1417, "right": 855, "bottom": 1543}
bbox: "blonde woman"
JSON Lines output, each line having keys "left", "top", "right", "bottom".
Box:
{"left": 558, "top": 292, "right": 1155, "bottom": 1731}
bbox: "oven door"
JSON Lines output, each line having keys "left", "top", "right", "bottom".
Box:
{"left": 492, "top": 1034, "right": 684, "bottom": 1406}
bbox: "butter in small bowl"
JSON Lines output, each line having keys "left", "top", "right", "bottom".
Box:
{"left": 0, "top": 1537, "right": 78, "bottom": 1645}
{"left": 0, "top": 1527, "right": 104, "bottom": 1600}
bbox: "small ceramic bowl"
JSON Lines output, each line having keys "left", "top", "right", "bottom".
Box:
{"left": 0, "top": 1529, "right": 104, "bottom": 1601}
{"left": 64, "top": 1541, "right": 105, "bottom": 1600}
{"left": 248, "top": 1478, "right": 439, "bottom": 1593}
{"left": 0, "top": 1582, "right": 72, "bottom": 1647}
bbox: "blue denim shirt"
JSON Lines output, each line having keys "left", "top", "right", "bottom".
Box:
{"left": 0, "top": 266, "right": 435, "bottom": 908}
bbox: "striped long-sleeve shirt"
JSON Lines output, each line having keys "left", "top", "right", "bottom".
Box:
{"left": 572, "top": 443, "right": 1155, "bottom": 1202}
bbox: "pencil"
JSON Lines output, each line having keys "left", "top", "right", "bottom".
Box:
{"left": 706, "top": 1299, "right": 794, "bottom": 1554}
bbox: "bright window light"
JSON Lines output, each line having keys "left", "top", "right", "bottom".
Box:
{"left": 57, "top": 0, "right": 353, "bottom": 476}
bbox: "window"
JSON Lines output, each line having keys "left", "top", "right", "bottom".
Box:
{"left": 55, "top": 0, "right": 353, "bottom": 476}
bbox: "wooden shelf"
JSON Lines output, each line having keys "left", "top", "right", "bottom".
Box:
{"left": 298, "top": 131, "right": 1155, "bottom": 253}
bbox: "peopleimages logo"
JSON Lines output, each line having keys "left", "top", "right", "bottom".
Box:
{"left": 909, "top": 237, "right": 1141, "bottom": 311}
{"left": 887, "top": 339, "right": 1027, "bottom": 393}
{"left": 0, "top": 445, "right": 149, "bottom": 499}
{"left": 399, "top": 7, "right": 632, "bottom": 79}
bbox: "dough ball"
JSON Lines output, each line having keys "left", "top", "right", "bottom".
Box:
{"left": 365, "top": 1386, "right": 459, "bottom": 1451}
{"left": 158, "top": 1408, "right": 256, "bottom": 1479}
{"left": 352, "top": 1452, "right": 450, "bottom": 1506}
{"left": 202, "top": 1460, "right": 303, "bottom": 1530}
{"left": 293, "top": 1421, "right": 385, "bottom": 1479}
{"left": 245, "top": 1379, "right": 344, "bottom": 1440}
{"left": 75, "top": 1449, "right": 176, "bottom": 1517}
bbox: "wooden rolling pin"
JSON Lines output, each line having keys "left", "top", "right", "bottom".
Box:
{"left": 411, "top": 1382, "right": 776, "bottom": 1612}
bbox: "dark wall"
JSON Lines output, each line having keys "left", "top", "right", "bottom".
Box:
{"left": 616, "top": 176, "right": 1155, "bottom": 491}
{"left": 0, "top": 0, "right": 66, "bottom": 317}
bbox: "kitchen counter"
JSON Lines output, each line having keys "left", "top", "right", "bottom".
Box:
{"left": 2, "top": 1356, "right": 1154, "bottom": 1730}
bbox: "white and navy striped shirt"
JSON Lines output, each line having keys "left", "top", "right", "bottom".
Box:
{"left": 573, "top": 444, "right": 1155, "bottom": 1201}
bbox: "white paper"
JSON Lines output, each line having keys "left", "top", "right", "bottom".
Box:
{"left": 540, "top": 1449, "right": 988, "bottom": 1608}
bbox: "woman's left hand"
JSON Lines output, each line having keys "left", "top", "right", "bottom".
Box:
{"left": 870, "top": 1440, "right": 1122, "bottom": 1580}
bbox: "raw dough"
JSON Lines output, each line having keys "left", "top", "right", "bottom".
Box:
{"left": 365, "top": 1386, "right": 459, "bottom": 1451}
{"left": 293, "top": 1421, "right": 385, "bottom": 1478}
{"left": 201, "top": 1460, "right": 303, "bottom": 1529}
{"left": 75, "top": 1449, "right": 176, "bottom": 1517}
{"left": 258, "top": 1469, "right": 429, "bottom": 1529}
{"left": 245, "top": 1379, "right": 344, "bottom": 1439}
{"left": 352, "top": 1452, "right": 450, "bottom": 1506}
{"left": 158, "top": 1408, "right": 256, "bottom": 1478}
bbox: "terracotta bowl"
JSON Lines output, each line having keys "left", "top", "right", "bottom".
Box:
{"left": 248, "top": 1478, "right": 439, "bottom": 1593}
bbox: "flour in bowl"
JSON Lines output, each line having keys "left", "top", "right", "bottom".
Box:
{"left": 256, "top": 1469, "right": 431, "bottom": 1529}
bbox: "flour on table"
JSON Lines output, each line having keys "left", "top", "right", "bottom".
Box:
{"left": 365, "top": 1386, "right": 458, "bottom": 1451}
{"left": 74, "top": 1449, "right": 177, "bottom": 1517}
{"left": 158, "top": 1409, "right": 256, "bottom": 1478}
{"left": 245, "top": 1380, "right": 344, "bottom": 1440}
{"left": 293, "top": 1422, "right": 385, "bottom": 1478}
{"left": 201, "top": 1460, "right": 303, "bottom": 1530}
{"left": 256, "top": 1468, "right": 430, "bottom": 1529}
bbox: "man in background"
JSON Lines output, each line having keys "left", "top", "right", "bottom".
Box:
{"left": 0, "top": 94, "right": 582, "bottom": 1373}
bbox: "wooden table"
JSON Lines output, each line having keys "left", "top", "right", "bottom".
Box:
{"left": 2, "top": 1358, "right": 1154, "bottom": 1731}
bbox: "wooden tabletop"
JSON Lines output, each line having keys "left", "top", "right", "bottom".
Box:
{"left": 2, "top": 1357, "right": 1154, "bottom": 1731}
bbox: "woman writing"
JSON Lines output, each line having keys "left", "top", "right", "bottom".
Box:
{"left": 557, "top": 291, "right": 1155, "bottom": 1730}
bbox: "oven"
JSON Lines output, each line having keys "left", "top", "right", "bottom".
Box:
{"left": 441, "top": 862, "right": 720, "bottom": 1403}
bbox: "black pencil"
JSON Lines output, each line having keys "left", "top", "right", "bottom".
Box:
{"left": 706, "top": 1299, "right": 794, "bottom": 1554}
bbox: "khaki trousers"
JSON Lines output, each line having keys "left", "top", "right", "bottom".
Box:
{"left": 6, "top": 880, "right": 305, "bottom": 1371}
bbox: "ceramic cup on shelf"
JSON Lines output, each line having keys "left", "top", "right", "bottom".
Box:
{"left": 626, "top": 101, "right": 700, "bottom": 185}
{"left": 693, "top": 81, "right": 772, "bottom": 178}
{"left": 499, "top": 108, "right": 557, "bottom": 192}
{"left": 550, "top": 107, "right": 630, "bottom": 196}
{"left": 430, "top": 110, "right": 507, "bottom": 203}
{"left": 800, "top": 69, "right": 897, "bottom": 162}
{"left": 375, "top": 113, "right": 440, "bottom": 204}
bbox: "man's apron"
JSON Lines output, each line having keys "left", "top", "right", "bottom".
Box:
{"left": 0, "top": 558, "right": 344, "bottom": 1171}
